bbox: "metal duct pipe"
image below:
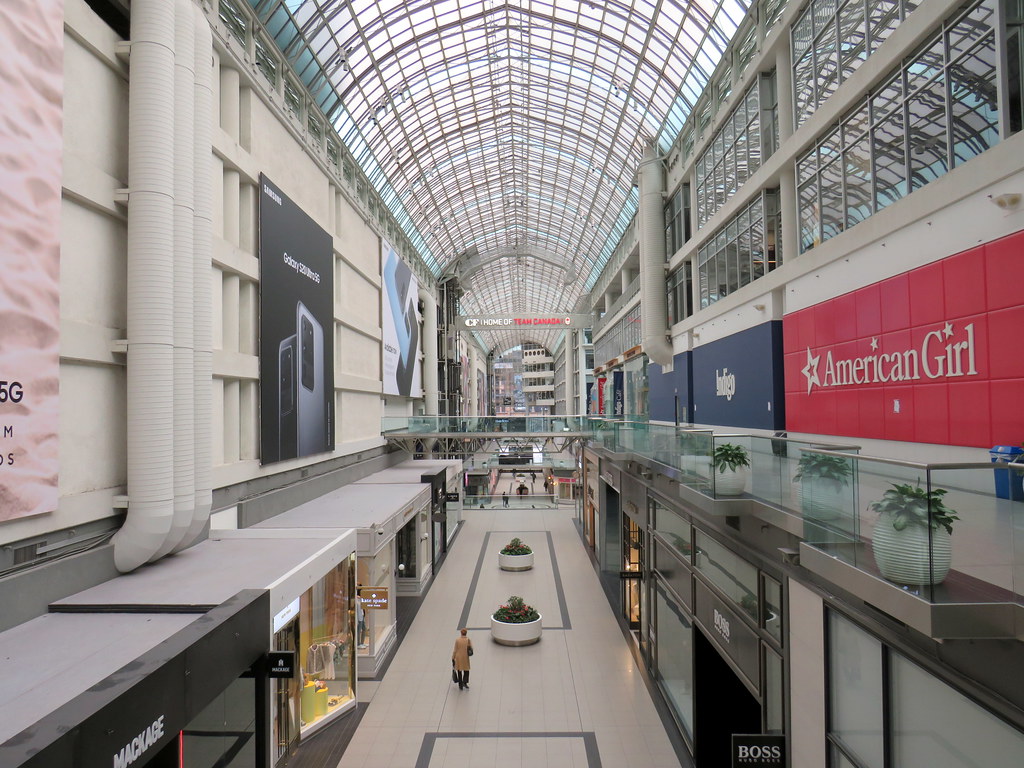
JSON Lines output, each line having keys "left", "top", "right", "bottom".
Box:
{"left": 639, "top": 142, "right": 672, "bottom": 366}
{"left": 113, "top": 0, "right": 177, "bottom": 572}
{"left": 468, "top": 344, "right": 478, "bottom": 415}
{"left": 180, "top": 4, "right": 214, "bottom": 549}
{"left": 157, "top": 0, "right": 197, "bottom": 558}
{"left": 419, "top": 287, "right": 439, "bottom": 416}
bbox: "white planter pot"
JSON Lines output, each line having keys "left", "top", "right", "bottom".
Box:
{"left": 872, "top": 518, "right": 952, "bottom": 585}
{"left": 715, "top": 466, "right": 748, "bottom": 496}
{"left": 498, "top": 552, "right": 534, "bottom": 571}
{"left": 799, "top": 481, "right": 848, "bottom": 521}
{"left": 490, "top": 615, "right": 542, "bottom": 646}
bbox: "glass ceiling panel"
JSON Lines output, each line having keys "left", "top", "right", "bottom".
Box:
{"left": 251, "top": 0, "right": 751, "bottom": 314}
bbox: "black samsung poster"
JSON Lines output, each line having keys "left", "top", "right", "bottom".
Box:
{"left": 258, "top": 174, "right": 334, "bottom": 463}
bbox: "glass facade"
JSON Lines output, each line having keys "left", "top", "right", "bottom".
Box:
{"left": 798, "top": 0, "right": 1000, "bottom": 252}
{"left": 696, "top": 83, "right": 768, "bottom": 227}
{"left": 697, "top": 190, "right": 781, "bottom": 309}
{"left": 655, "top": 581, "right": 695, "bottom": 743}
{"left": 792, "top": 0, "right": 921, "bottom": 128}
{"left": 828, "top": 611, "right": 1024, "bottom": 767}
{"left": 594, "top": 306, "right": 642, "bottom": 367}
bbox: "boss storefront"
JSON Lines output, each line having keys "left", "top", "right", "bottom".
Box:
{"left": 691, "top": 322, "right": 785, "bottom": 431}
{"left": 647, "top": 495, "right": 785, "bottom": 767}
{"left": 784, "top": 232, "right": 1024, "bottom": 446}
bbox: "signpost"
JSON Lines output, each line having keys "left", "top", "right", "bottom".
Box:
{"left": 358, "top": 587, "right": 390, "bottom": 610}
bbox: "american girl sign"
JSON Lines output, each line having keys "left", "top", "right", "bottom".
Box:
{"left": 784, "top": 232, "right": 1024, "bottom": 447}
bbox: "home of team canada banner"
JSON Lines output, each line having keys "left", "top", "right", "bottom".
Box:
{"left": 455, "top": 314, "right": 592, "bottom": 330}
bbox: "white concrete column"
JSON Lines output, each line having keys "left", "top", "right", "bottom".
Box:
{"left": 222, "top": 272, "right": 240, "bottom": 352}
{"left": 223, "top": 379, "right": 240, "bottom": 464}
{"left": 219, "top": 66, "right": 240, "bottom": 143}
{"left": 223, "top": 168, "right": 240, "bottom": 246}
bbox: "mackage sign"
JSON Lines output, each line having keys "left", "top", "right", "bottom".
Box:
{"left": 112, "top": 715, "right": 165, "bottom": 768}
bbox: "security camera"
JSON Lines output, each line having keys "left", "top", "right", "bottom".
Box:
{"left": 377, "top": 528, "right": 385, "bottom": 535}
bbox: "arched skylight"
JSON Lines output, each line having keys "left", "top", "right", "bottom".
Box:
{"left": 248, "top": 0, "right": 751, "bottom": 342}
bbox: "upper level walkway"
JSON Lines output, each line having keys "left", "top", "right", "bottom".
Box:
{"left": 338, "top": 501, "right": 686, "bottom": 768}
{"left": 384, "top": 417, "right": 1024, "bottom": 641}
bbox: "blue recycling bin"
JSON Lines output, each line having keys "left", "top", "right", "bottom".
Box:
{"left": 989, "top": 445, "right": 1024, "bottom": 501}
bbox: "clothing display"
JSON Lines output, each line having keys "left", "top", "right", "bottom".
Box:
{"left": 305, "top": 640, "right": 344, "bottom": 680}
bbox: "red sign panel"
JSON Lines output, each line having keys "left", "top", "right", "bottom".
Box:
{"left": 784, "top": 231, "right": 1024, "bottom": 447}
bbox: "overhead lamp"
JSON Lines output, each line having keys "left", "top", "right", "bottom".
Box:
{"left": 989, "top": 193, "right": 1021, "bottom": 211}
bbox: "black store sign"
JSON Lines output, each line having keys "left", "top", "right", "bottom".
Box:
{"left": 268, "top": 650, "right": 296, "bottom": 679}
{"left": 444, "top": 491, "right": 460, "bottom": 502}
{"left": 732, "top": 734, "right": 785, "bottom": 767}
{"left": 694, "top": 581, "right": 760, "bottom": 689}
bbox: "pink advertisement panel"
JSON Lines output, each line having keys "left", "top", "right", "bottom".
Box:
{"left": 784, "top": 231, "right": 1024, "bottom": 448}
{"left": 0, "top": 1, "right": 63, "bottom": 520}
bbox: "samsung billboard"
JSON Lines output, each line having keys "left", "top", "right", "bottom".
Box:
{"left": 381, "top": 241, "right": 422, "bottom": 397}
{"left": 258, "top": 175, "right": 335, "bottom": 464}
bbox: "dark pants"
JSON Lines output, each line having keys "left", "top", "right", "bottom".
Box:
{"left": 456, "top": 670, "right": 470, "bottom": 688}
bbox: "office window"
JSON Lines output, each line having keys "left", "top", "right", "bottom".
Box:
{"left": 797, "top": 0, "right": 1000, "bottom": 252}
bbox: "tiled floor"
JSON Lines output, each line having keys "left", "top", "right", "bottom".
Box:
{"left": 338, "top": 503, "right": 685, "bottom": 768}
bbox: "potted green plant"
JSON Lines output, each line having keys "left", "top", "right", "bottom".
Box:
{"left": 712, "top": 442, "right": 749, "bottom": 496}
{"left": 868, "top": 481, "right": 959, "bottom": 585}
{"left": 792, "top": 452, "right": 854, "bottom": 520}
{"left": 498, "top": 537, "right": 534, "bottom": 571}
{"left": 490, "top": 595, "right": 542, "bottom": 646}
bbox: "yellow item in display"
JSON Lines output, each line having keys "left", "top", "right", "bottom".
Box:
{"left": 300, "top": 682, "right": 316, "bottom": 720}
{"left": 313, "top": 687, "right": 328, "bottom": 718}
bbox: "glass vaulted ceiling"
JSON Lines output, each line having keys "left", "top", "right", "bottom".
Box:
{"left": 248, "top": 0, "right": 750, "bottom": 347}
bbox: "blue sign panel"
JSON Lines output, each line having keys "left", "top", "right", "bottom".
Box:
{"left": 691, "top": 322, "right": 784, "bottom": 430}
{"left": 612, "top": 370, "right": 624, "bottom": 416}
{"left": 648, "top": 352, "right": 692, "bottom": 423}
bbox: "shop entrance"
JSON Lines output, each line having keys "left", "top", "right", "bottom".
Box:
{"left": 693, "top": 627, "right": 760, "bottom": 766}
{"left": 621, "top": 515, "right": 643, "bottom": 634}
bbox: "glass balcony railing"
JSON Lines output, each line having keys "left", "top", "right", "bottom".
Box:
{"left": 382, "top": 415, "right": 1021, "bottom": 612}
{"left": 800, "top": 451, "right": 1021, "bottom": 604}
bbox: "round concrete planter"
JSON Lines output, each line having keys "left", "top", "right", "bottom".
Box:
{"left": 498, "top": 552, "right": 534, "bottom": 571}
{"left": 490, "top": 615, "right": 542, "bottom": 646}
{"left": 799, "top": 481, "right": 848, "bottom": 521}
{"left": 714, "top": 467, "right": 748, "bottom": 496}
{"left": 872, "top": 520, "right": 951, "bottom": 585}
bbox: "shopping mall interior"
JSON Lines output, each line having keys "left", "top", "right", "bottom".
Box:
{"left": 1, "top": 0, "right": 1023, "bottom": 766}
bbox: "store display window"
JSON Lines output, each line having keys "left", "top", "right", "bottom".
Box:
{"left": 356, "top": 554, "right": 395, "bottom": 657}
{"left": 296, "top": 555, "right": 356, "bottom": 734}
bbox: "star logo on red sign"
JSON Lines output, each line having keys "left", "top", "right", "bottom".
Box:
{"left": 801, "top": 347, "right": 821, "bottom": 394}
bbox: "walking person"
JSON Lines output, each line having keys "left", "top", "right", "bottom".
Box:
{"left": 502, "top": 491, "right": 509, "bottom": 508}
{"left": 452, "top": 628, "right": 473, "bottom": 690}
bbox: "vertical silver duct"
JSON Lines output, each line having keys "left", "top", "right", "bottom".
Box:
{"left": 181, "top": 4, "right": 214, "bottom": 549}
{"left": 419, "top": 287, "right": 439, "bottom": 416}
{"left": 639, "top": 142, "right": 672, "bottom": 366}
{"left": 113, "top": 0, "right": 177, "bottom": 572}
{"left": 157, "top": 0, "right": 197, "bottom": 558}
{"left": 468, "top": 344, "right": 478, "bottom": 415}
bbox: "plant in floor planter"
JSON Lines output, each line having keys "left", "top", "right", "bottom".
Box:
{"left": 491, "top": 595, "right": 542, "bottom": 646}
{"left": 868, "top": 481, "right": 959, "bottom": 586}
{"left": 712, "top": 443, "right": 749, "bottom": 496}
{"left": 793, "top": 452, "right": 854, "bottom": 520}
{"left": 498, "top": 537, "right": 535, "bottom": 571}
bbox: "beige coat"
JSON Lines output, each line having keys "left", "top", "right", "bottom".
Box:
{"left": 452, "top": 636, "right": 473, "bottom": 671}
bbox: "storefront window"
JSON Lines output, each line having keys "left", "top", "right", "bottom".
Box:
{"left": 655, "top": 582, "right": 695, "bottom": 743}
{"left": 299, "top": 555, "right": 355, "bottom": 731}
{"left": 764, "top": 647, "right": 784, "bottom": 734}
{"left": 693, "top": 530, "right": 759, "bottom": 622}
{"left": 396, "top": 517, "right": 418, "bottom": 579}
{"left": 652, "top": 499, "right": 691, "bottom": 560}
{"left": 890, "top": 653, "right": 1024, "bottom": 767}
{"left": 828, "top": 613, "right": 884, "bottom": 768}
{"left": 182, "top": 676, "right": 256, "bottom": 767}
{"left": 356, "top": 554, "right": 395, "bottom": 657}
{"left": 763, "top": 575, "right": 782, "bottom": 643}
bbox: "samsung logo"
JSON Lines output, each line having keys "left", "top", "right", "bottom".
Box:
{"left": 263, "top": 183, "right": 282, "bottom": 205}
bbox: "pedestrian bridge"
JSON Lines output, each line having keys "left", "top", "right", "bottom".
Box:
{"left": 380, "top": 415, "right": 594, "bottom": 456}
